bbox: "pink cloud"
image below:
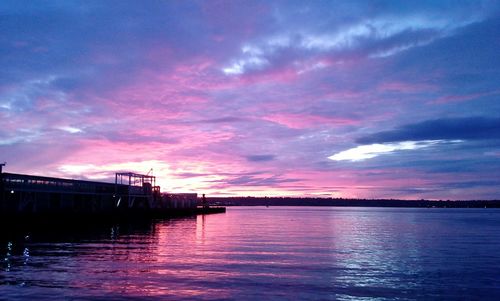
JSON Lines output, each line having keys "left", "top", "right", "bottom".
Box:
{"left": 430, "top": 90, "right": 500, "bottom": 104}
{"left": 378, "top": 81, "right": 437, "bottom": 93}
{"left": 262, "top": 113, "right": 358, "bottom": 129}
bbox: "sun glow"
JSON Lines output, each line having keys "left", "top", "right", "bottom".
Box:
{"left": 57, "top": 160, "right": 228, "bottom": 194}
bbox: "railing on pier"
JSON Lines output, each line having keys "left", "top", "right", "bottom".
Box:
{"left": 2, "top": 173, "right": 128, "bottom": 195}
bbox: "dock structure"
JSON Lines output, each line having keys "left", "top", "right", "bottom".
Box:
{"left": 115, "top": 172, "right": 161, "bottom": 210}
{"left": 0, "top": 168, "right": 225, "bottom": 219}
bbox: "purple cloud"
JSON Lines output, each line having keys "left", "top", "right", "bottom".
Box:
{"left": 356, "top": 117, "right": 500, "bottom": 144}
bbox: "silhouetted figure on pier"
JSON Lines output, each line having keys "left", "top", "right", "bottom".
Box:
{"left": 202, "top": 194, "right": 208, "bottom": 208}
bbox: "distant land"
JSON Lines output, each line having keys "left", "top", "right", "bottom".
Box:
{"left": 206, "top": 197, "right": 500, "bottom": 208}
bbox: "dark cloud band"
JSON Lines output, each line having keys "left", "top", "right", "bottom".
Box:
{"left": 357, "top": 117, "right": 500, "bottom": 144}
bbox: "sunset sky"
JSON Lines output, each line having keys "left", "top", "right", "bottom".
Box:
{"left": 1, "top": 1, "right": 500, "bottom": 199}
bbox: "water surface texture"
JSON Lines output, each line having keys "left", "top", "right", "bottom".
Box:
{"left": 1, "top": 207, "right": 500, "bottom": 300}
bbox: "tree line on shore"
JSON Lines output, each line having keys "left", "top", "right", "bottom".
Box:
{"left": 205, "top": 197, "right": 500, "bottom": 208}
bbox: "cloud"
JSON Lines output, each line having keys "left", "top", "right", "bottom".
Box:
{"left": 222, "top": 174, "right": 302, "bottom": 187}
{"left": 332, "top": 116, "right": 500, "bottom": 162}
{"left": 262, "top": 113, "right": 358, "bottom": 129}
{"left": 328, "top": 140, "right": 452, "bottom": 162}
{"left": 357, "top": 117, "right": 500, "bottom": 144}
{"left": 2, "top": 1, "right": 500, "bottom": 199}
{"left": 245, "top": 154, "right": 276, "bottom": 162}
{"left": 196, "top": 116, "right": 247, "bottom": 123}
{"left": 220, "top": 3, "right": 489, "bottom": 77}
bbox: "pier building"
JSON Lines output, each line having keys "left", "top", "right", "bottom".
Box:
{"left": 0, "top": 168, "right": 224, "bottom": 218}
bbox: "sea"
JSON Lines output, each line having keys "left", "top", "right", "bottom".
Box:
{"left": 1, "top": 206, "right": 500, "bottom": 300}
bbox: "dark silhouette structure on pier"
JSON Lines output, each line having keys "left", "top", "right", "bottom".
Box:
{"left": 0, "top": 166, "right": 225, "bottom": 219}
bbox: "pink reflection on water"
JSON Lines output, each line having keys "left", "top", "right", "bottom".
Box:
{"left": 73, "top": 218, "right": 232, "bottom": 299}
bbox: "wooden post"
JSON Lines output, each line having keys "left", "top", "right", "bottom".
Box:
{"left": 0, "top": 162, "right": 5, "bottom": 206}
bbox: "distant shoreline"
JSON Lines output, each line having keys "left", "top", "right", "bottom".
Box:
{"left": 207, "top": 197, "right": 500, "bottom": 208}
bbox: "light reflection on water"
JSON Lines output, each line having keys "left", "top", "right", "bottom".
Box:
{"left": 1, "top": 207, "right": 500, "bottom": 300}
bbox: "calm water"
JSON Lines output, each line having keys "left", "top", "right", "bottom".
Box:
{"left": 1, "top": 207, "right": 500, "bottom": 300}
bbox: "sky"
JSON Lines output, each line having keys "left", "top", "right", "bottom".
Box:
{"left": 1, "top": 0, "right": 500, "bottom": 199}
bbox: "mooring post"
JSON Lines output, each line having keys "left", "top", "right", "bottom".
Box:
{"left": 0, "top": 162, "right": 5, "bottom": 205}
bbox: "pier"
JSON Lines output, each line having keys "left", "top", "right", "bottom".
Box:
{"left": 0, "top": 168, "right": 225, "bottom": 221}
